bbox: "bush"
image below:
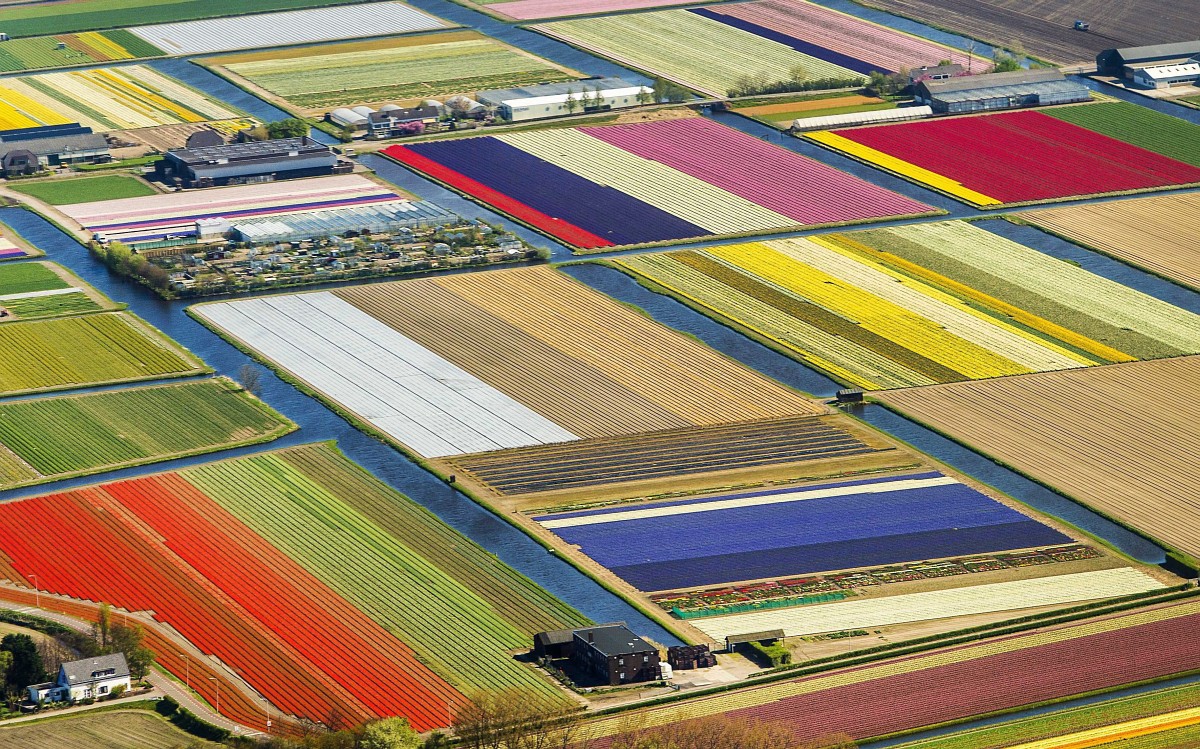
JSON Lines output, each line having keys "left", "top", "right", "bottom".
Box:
{"left": 156, "top": 695, "right": 179, "bottom": 716}
{"left": 170, "top": 706, "right": 232, "bottom": 742}
{"left": 741, "top": 641, "right": 791, "bottom": 668}
{"left": 727, "top": 76, "right": 864, "bottom": 98}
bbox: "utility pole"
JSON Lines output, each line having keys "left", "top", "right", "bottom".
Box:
{"left": 27, "top": 574, "right": 39, "bottom": 608}
{"left": 179, "top": 653, "right": 189, "bottom": 691}
{"left": 208, "top": 677, "right": 220, "bottom": 716}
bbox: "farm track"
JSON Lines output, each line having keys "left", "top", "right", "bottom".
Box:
{"left": 447, "top": 416, "right": 881, "bottom": 495}
{"left": 878, "top": 356, "right": 1200, "bottom": 560}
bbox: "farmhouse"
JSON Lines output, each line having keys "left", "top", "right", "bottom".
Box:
{"left": 154, "top": 137, "right": 351, "bottom": 188}
{"left": 915, "top": 69, "right": 1090, "bottom": 113}
{"left": 1096, "top": 42, "right": 1200, "bottom": 77}
{"left": 571, "top": 624, "right": 661, "bottom": 686}
{"left": 476, "top": 78, "right": 649, "bottom": 122}
{"left": 0, "top": 123, "right": 110, "bottom": 174}
{"left": 26, "top": 653, "right": 130, "bottom": 703}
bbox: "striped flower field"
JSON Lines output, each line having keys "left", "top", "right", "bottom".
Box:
{"left": 0, "top": 30, "right": 164, "bottom": 73}
{"left": 613, "top": 221, "right": 1200, "bottom": 389}
{"left": 0, "top": 444, "right": 586, "bottom": 730}
{"left": 384, "top": 117, "right": 936, "bottom": 250}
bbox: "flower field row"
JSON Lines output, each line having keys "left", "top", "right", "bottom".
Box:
{"left": 213, "top": 31, "right": 577, "bottom": 111}
{"left": 536, "top": 471, "right": 1072, "bottom": 592}
{"left": 0, "top": 234, "right": 28, "bottom": 261}
{"left": 613, "top": 221, "right": 1200, "bottom": 389}
{"left": 810, "top": 108, "right": 1200, "bottom": 206}
{"left": 0, "top": 65, "right": 243, "bottom": 132}
{"left": 385, "top": 117, "right": 935, "bottom": 249}
{"left": 0, "top": 291, "right": 100, "bottom": 319}
{"left": 693, "top": 0, "right": 987, "bottom": 77}
{"left": 586, "top": 600, "right": 1200, "bottom": 742}
{"left": 0, "top": 378, "right": 293, "bottom": 488}
{"left": 0, "top": 312, "right": 205, "bottom": 396}
{"left": 0, "top": 261, "right": 67, "bottom": 296}
{"left": 0, "top": 443, "right": 587, "bottom": 729}
{"left": 0, "top": 30, "right": 164, "bottom": 73}
{"left": 1044, "top": 102, "right": 1200, "bottom": 168}
{"left": 485, "top": 0, "right": 702, "bottom": 21}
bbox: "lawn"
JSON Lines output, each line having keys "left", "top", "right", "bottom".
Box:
{"left": 0, "top": 709, "right": 217, "bottom": 749}
{"left": 10, "top": 176, "right": 156, "bottom": 206}
{"left": 0, "top": 262, "right": 68, "bottom": 296}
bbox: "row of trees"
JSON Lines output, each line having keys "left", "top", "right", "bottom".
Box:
{"left": 93, "top": 239, "right": 172, "bottom": 291}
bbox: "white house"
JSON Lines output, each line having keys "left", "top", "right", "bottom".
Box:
{"left": 27, "top": 653, "right": 131, "bottom": 703}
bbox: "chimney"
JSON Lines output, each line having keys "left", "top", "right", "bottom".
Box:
{"left": 588, "top": 632, "right": 594, "bottom": 643}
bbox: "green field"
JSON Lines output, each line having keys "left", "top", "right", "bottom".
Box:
{"left": 0, "top": 708, "right": 218, "bottom": 749}
{"left": 893, "top": 682, "right": 1200, "bottom": 749}
{"left": 0, "top": 292, "right": 103, "bottom": 319}
{"left": 0, "top": 263, "right": 68, "bottom": 296}
{"left": 0, "top": 30, "right": 164, "bottom": 73}
{"left": 1046, "top": 102, "right": 1200, "bottom": 168}
{"left": 10, "top": 176, "right": 157, "bottom": 206}
{"left": 0, "top": 312, "right": 207, "bottom": 396}
{"left": 214, "top": 31, "right": 578, "bottom": 110}
{"left": 0, "top": 0, "right": 372, "bottom": 38}
{"left": 182, "top": 444, "right": 589, "bottom": 704}
{"left": 0, "top": 378, "right": 294, "bottom": 487}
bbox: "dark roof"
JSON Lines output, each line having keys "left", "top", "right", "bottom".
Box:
{"left": 0, "top": 122, "right": 92, "bottom": 143}
{"left": 185, "top": 129, "right": 225, "bottom": 149}
{"left": 166, "top": 137, "right": 328, "bottom": 166}
{"left": 61, "top": 654, "right": 129, "bottom": 687}
{"left": 0, "top": 133, "right": 108, "bottom": 159}
{"left": 369, "top": 106, "right": 439, "bottom": 123}
{"left": 725, "top": 629, "right": 785, "bottom": 645}
{"left": 911, "top": 63, "right": 964, "bottom": 77}
{"left": 534, "top": 629, "right": 575, "bottom": 647}
{"left": 574, "top": 624, "right": 656, "bottom": 657}
{"left": 1109, "top": 41, "right": 1200, "bottom": 63}
{"left": 922, "top": 68, "right": 1064, "bottom": 95}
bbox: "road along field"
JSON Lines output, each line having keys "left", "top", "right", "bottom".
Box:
{"left": 0, "top": 311, "right": 206, "bottom": 396}
{"left": 853, "top": 0, "right": 1200, "bottom": 64}
{"left": 1024, "top": 192, "right": 1200, "bottom": 291}
{"left": 194, "top": 266, "right": 822, "bottom": 458}
{"left": 61, "top": 174, "right": 405, "bottom": 245}
{"left": 0, "top": 65, "right": 243, "bottom": 131}
{"left": 125, "top": 2, "right": 449, "bottom": 56}
{"left": 0, "top": 378, "right": 294, "bottom": 490}
{"left": 0, "top": 443, "right": 586, "bottom": 730}
{"left": 384, "top": 116, "right": 937, "bottom": 250}
{"left": 0, "top": 260, "right": 114, "bottom": 321}
{"left": 0, "top": 30, "right": 164, "bottom": 73}
{"left": 878, "top": 356, "right": 1200, "bottom": 564}
{"left": 808, "top": 105, "right": 1200, "bottom": 207}
{"left": 611, "top": 221, "right": 1200, "bottom": 390}
{"left": 583, "top": 599, "right": 1200, "bottom": 744}
{"left": 206, "top": 31, "right": 579, "bottom": 112}
{"left": 0, "top": 708, "right": 218, "bottom": 749}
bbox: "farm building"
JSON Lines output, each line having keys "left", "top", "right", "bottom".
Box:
{"left": 476, "top": 78, "right": 649, "bottom": 122}
{"left": 367, "top": 106, "right": 440, "bottom": 138}
{"left": 230, "top": 199, "right": 457, "bottom": 243}
{"left": 915, "top": 69, "right": 1090, "bottom": 114}
{"left": 155, "top": 137, "right": 351, "bottom": 188}
{"left": 26, "top": 653, "right": 130, "bottom": 703}
{"left": 1131, "top": 62, "right": 1200, "bottom": 89}
{"left": 1097, "top": 42, "right": 1200, "bottom": 77}
{"left": 0, "top": 123, "right": 109, "bottom": 174}
{"left": 571, "top": 624, "right": 661, "bottom": 686}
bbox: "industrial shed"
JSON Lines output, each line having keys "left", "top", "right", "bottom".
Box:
{"left": 1132, "top": 62, "right": 1200, "bottom": 89}
{"left": 477, "top": 78, "right": 649, "bottom": 122}
{"left": 0, "top": 123, "right": 110, "bottom": 174}
{"left": 1097, "top": 42, "right": 1200, "bottom": 78}
{"left": 916, "top": 69, "right": 1090, "bottom": 114}
{"left": 155, "top": 137, "right": 351, "bottom": 188}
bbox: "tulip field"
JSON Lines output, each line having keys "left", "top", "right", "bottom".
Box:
{"left": 0, "top": 65, "right": 243, "bottom": 132}
{"left": 483, "top": 0, "right": 704, "bottom": 21}
{"left": 0, "top": 262, "right": 108, "bottom": 321}
{"left": 0, "top": 444, "right": 585, "bottom": 729}
{"left": 809, "top": 107, "right": 1200, "bottom": 206}
{"left": 613, "top": 221, "right": 1200, "bottom": 389}
{"left": 0, "top": 234, "right": 30, "bottom": 262}
{"left": 585, "top": 600, "right": 1200, "bottom": 742}
{"left": 0, "top": 378, "right": 293, "bottom": 489}
{"left": 384, "top": 117, "right": 935, "bottom": 249}
{"left": 0, "top": 30, "right": 164, "bottom": 73}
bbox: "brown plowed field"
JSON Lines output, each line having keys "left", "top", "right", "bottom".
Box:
{"left": 333, "top": 266, "right": 822, "bottom": 439}
{"left": 1025, "top": 194, "right": 1200, "bottom": 291}
{"left": 878, "top": 356, "right": 1200, "bottom": 560}
{"left": 855, "top": 0, "right": 1200, "bottom": 64}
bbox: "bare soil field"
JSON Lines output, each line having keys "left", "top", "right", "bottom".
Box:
{"left": 878, "top": 356, "right": 1200, "bottom": 561}
{"left": 1024, "top": 195, "right": 1200, "bottom": 291}
{"left": 333, "top": 266, "right": 824, "bottom": 439}
{"left": 0, "top": 709, "right": 217, "bottom": 749}
{"left": 854, "top": 0, "right": 1200, "bottom": 64}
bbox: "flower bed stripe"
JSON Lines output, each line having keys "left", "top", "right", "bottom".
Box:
{"left": 688, "top": 7, "right": 878, "bottom": 75}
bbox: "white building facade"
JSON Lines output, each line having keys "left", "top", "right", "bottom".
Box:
{"left": 27, "top": 653, "right": 131, "bottom": 703}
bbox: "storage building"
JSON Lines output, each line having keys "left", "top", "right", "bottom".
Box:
{"left": 1132, "top": 62, "right": 1200, "bottom": 89}
{"left": 155, "top": 137, "right": 350, "bottom": 188}
{"left": 1097, "top": 42, "right": 1200, "bottom": 77}
{"left": 367, "top": 106, "right": 440, "bottom": 138}
{"left": 0, "top": 123, "right": 109, "bottom": 173}
{"left": 571, "top": 624, "right": 660, "bottom": 686}
{"left": 477, "top": 78, "right": 649, "bottom": 122}
{"left": 915, "top": 69, "right": 1090, "bottom": 114}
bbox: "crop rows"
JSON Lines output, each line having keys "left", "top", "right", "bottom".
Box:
{"left": 222, "top": 33, "right": 574, "bottom": 110}
{"left": 614, "top": 222, "right": 1200, "bottom": 389}
{"left": 1026, "top": 193, "right": 1200, "bottom": 291}
{"left": 487, "top": 0, "right": 701, "bottom": 21}
{"left": 691, "top": 568, "right": 1162, "bottom": 640}
{"left": 815, "top": 109, "right": 1200, "bottom": 206}
{"left": 0, "top": 378, "right": 292, "bottom": 485}
{"left": 880, "top": 356, "right": 1200, "bottom": 560}
{"left": 0, "top": 710, "right": 207, "bottom": 748}
{"left": 1044, "top": 102, "right": 1200, "bottom": 169}
{"left": 0, "top": 262, "right": 67, "bottom": 296}
{"left": 535, "top": 9, "right": 856, "bottom": 96}
{"left": 0, "top": 312, "right": 203, "bottom": 395}
{"left": 587, "top": 600, "right": 1200, "bottom": 741}
{"left": 0, "top": 30, "right": 163, "bottom": 73}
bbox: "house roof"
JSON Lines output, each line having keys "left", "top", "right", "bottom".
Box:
{"left": 911, "top": 63, "right": 964, "bottom": 78}
{"left": 61, "top": 654, "right": 129, "bottom": 687}
{"left": 0, "top": 132, "right": 108, "bottom": 159}
{"left": 922, "top": 68, "right": 1064, "bottom": 95}
{"left": 1111, "top": 41, "right": 1200, "bottom": 63}
{"left": 534, "top": 629, "right": 575, "bottom": 647}
{"left": 573, "top": 624, "right": 656, "bottom": 657}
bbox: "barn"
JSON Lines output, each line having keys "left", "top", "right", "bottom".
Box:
{"left": 915, "top": 69, "right": 1090, "bottom": 114}
{"left": 476, "top": 78, "right": 649, "bottom": 123}
{"left": 0, "top": 123, "right": 110, "bottom": 174}
{"left": 154, "top": 137, "right": 351, "bottom": 188}
{"left": 1131, "top": 62, "right": 1200, "bottom": 89}
{"left": 1096, "top": 42, "right": 1200, "bottom": 78}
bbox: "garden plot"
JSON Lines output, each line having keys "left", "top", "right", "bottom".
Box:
{"left": 127, "top": 2, "right": 449, "bottom": 56}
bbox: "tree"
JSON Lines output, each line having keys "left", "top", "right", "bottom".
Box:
{"left": 992, "top": 51, "right": 1022, "bottom": 72}
{"left": 635, "top": 86, "right": 652, "bottom": 106}
{"left": 454, "top": 689, "right": 590, "bottom": 749}
{"left": 0, "top": 651, "right": 11, "bottom": 690}
{"left": 652, "top": 77, "right": 668, "bottom": 104}
{"left": 1, "top": 634, "right": 45, "bottom": 690}
{"left": 867, "top": 70, "right": 891, "bottom": 96}
{"left": 360, "top": 717, "right": 421, "bottom": 749}
{"left": 564, "top": 87, "right": 579, "bottom": 114}
{"left": 238, "top": 363, "right": 263, "bottom": 397}
{"left": 107, "top": 624, "right": 154, "bottom": 680}
{"left": 97, "top": 602, "right": 111, "bottom": 648}
{"left": 789, "top": 64, "right": 809, "bottom": 83}
{"left": 265, "top": 118, "right": 311, "bottom": 139}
